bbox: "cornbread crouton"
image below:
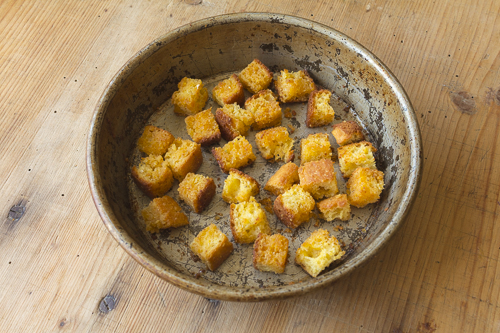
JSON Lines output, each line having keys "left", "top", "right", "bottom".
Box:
{"left": 245, "top": 89, "right": 282, "bottom": 130}
{"left": 141, "top": 196, "right": 188, "bottom": 233}
{"left": 264, "top": 162, "right": 299, "bottom": 196}
{"left": 255, "top": 126, "right": 294, "bottom": 162}
{"left": 222, "top": 169, "right": 260, "bottom": 204}
{"left": 215, "top": 103, "right": 254, "bottom": 141}
{"left": 185, "top": 108, "right": 221, "bottom": 146}
{"left": 346, "top": 167, "right": 384, "bottom": 208}
{"left": 337, "top": 141, "right": 377, "bottom": 178}
{"left": 212, "top": 74, "right": 245, "bottom": 107}
{"left": 298, "top": 159, "right": 339, "bottom": 200}
{"left": 275, "top": 69, "right": 315, "bottom": 103}
{"left": 238, "top": 59, "right": 273, "bottom": 94}
{"left": 230, "top": 197, "right": 271, "bottom": 243}
{"left": 178, "top": 173, "right": 216, "bottom": 213}
{"left": 253, "top": 233, "right": 289, "bottom": 274}
{"left": 300, "top": 133, "right": 332, "bottom": 165}
{"left": 164, "top": 138, "right": 203, "bottom": 181}
{"left": 212, "top": 136, "right": 256, "bottom": 173}
{"left": 273, "top": 185, "right": 315, "bottom": 229}
{"left": 131, "top": 155, "right": 173, "bottom": 198}
{"left": 331, "top": 121, "right": 365, "bottom": 146}
{"left": 172, "top": 77, "right": 208, "bottom": 116}
{"left": 306, "top": 90, "right": 335, "bottom": 128}
{"left": 190, "top": 224, "right": 234, "bottom": 271}
{"left": 137, "top": 125, "right": 174, "bottom": 155}
{"left": 318, "top": 194, "right": 351, "bottom": 221}
{"left": 295, "top": 229, "right": 345, "bottom": 277}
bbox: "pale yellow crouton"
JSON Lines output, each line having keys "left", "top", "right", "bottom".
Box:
{"left": 255, "top": 126, "right": 294, "bottom": 162}
{"left": 211, "top": 136, "right": 256, "bottom": 173}
{"left": 164, "top": 138, "right": 203, "bottom": 181}
{"left": 185, "top": 108, "right": 221, "bottom": 146}
{"left": 300, "top": 133, "right": 332, "bottom": 165}
{"left": 273, "top": 185, "right": 315, "bottom": 229}
{"left": 306, "top": 89, "right": 335, "bottom": 128}
{"left": 212, "top": 74, "right": 245, "bottom": 107}
{"left": 131, "top": 155, "right": 173, "bottom": 198}
{"left": 141, "top": 196, "right": 189, "bottom": 233}
{"left": 222, "top": 169, "right": 260, "bottom": 204}
{"left": 331, "top": 121, "right": 365, "bottom": 146}
{"left": 178, "top": 173, "right": 216, "bottom": 213}
{"left": 230, "top": 197, "right": 271, "bottom": 244}
{"left": 245, "top": 89, "right": 282, "bottom": 130}
{"left": 346, "top": 167, "right": 384, "bottom": 208}
{"left": 295, "top": 229, "right": 345, "bottom": 277}
{"left": 190, "top": 224, "right": 234, "bottom": 271}
{"left": 215, "top": 103, "right": 254, "bottom": 141}
{"left": 317, "top": 194, "right": 351, "bottom": 221}
{"left": 337, "top": 141, "right": 377, "bottom": 178}
{"left": 298, "top": 159, "right": 339, "bottom": 200}
{"left": 275, "top": 69, "right": 315, "bottom": 103}
{"left": 264, "top": 162, "right": 299, "bottom": 196}
{"left": 238, "top": 59, "right": 273, "bottom": 94}
{"left": 137, "top": 125, "right": 174, "bottom": 156}
{"left": 253, "top": 233, "right": 289, "bottom": 274}
{"left": 172, "top": 77, "right": 208, "bottom": 116}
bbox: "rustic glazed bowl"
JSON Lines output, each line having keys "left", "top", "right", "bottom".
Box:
{"left": 87, "top": 13, "right": 421, "bottom": 301}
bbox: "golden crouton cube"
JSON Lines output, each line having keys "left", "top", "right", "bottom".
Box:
{"left": 273, "top": 185, "right": 315, "bottom": 229}
{"left": 275, "top": 69, "right": 315, "bottom": 103}
{"left": 245, "top": 89, "right": 282, "bottom": 130}
{"left": 300, "top": 133, "right": 332, "bottom": 165}
{"left": 264, "top": 162, "right": 299, "bottom": 196}
{"left": 141, "top": 196, "right": 189, "bottom": 233}
{"left": 212, "top": 136, "right": 256, "bottom": 173}
{"left": 230, "top": 197, "right": 271, "bottom": 244}
{"left": 215, "top": 103, "right": 254, "bottom": 141}
{"left": 298, "top": 159, "right": 339, "bottom": 200}
{"left": 222, "top": 169, "right": 260, "bottom": 204}
{"left": 178, "top": 173, "right": 216, "bottom": 213}
{"left": 238, "top": 59, "right": 273, "bottom": 94}
{"left": 337, "top": 141, "right": 377, "bottom": 178}
{"left": 172, "top": 77, "right": 208, "bottom": 116}
{"left": 185, "top": 108, "right": 221, "bottom": 146}
{"left": 253, "top": 233, "right": 289, "bottom": 274}
{"left": 295, "top": 229, "right": 345, "bottom": 277}
{"left": 190, "top": 224, "right": 234, "bottom": 271}
{"left": 255, "top": 126, "right": 294, "bottom": 162}
{"left": 306, "top": 89, "right": 335, "bottom": 128}
{"left": 346, "top": 167, "right": 384, "bottom": 208}
{"left": 212, "top": 74, "right": 245, "bottom": 107}
{"left": 331, "top": 121, "right": 365, "bottom": 146}
{"left": 318, "top": 194, "right": 351, "bottom": 221}
{"left": 137, "top": 125, "right": 174, "bottom": 156}
{"left": 131, "top": 155, "right": 173, "bottom": 198}
{"left": 164, "top": 138, "right": 203, "bottom": 181}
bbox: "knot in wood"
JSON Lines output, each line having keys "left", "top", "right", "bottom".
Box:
{"left": 99, "top": 295, "right": 116, "bottom": 313}
{"left": 8, "top": 203, "right": 25, "bottom": 221}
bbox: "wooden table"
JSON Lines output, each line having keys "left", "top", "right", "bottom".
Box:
{"left": 1, "top": 1, "right": 499, "bottom": 331}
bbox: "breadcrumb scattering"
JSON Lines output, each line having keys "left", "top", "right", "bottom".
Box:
{"left": 295, "top": 229, "right": 345, "bottom": 277}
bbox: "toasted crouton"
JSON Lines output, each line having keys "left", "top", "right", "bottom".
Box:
{"left": 185, "top": 108, "right": 221, "bottom": 146}
{"left": 331, "top": 121, "right": 365, "bottom": 146}
{"left": 238, "top": 59, "right": 273, "bottom": 94}
{"left": 337, "top": 141, "right": 376, "bottom": 178}
{"left": 255, "top": 126, "right": 294, "bottom": 162}
{"left": 212, "top": 74, "right": 245, "bottom": 106}
{"left": 275, "top": 69, "right": 315, "bottom": 103}
{"left": 273, "top": 185, "right": 315, "bottom": 229}
{"left": 172, "top": 77, "right": 208, "bottom": 116}
{"left": 253, "top": 233, "right": 289, "bottom": 274}
{"left": 212, "top": 136, "right": 256, "bottom": 173}
{"left": 141, "top": 196, "right": 189, "bottom": 233}
{"left": 306, "top": 89, "right": 335, "bottom": 127}
{"left": 346, "top": 167, "right": 384, "bottom": 208}
{"left": 137, "top": 125, "right": 174, "bottom": 156}
{"left": 190, "top": 224, "right": 234, "bottom": 271}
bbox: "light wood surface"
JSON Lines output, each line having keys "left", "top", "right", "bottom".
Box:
{"left": 1, "top": 0, "right": 499, "bottom": 332}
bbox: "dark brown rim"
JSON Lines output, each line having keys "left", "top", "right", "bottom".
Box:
{"left": 86, "top": 12, "right": 422, "bottom": 301}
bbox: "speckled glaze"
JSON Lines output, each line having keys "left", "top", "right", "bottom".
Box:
{"left": 87, "top": 13, "right": 422, "bottom": 301}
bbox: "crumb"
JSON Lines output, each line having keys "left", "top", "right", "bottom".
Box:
{"left": 258, "top": 197, "right": 274, "bottom": 214}
{"left": 292, "top": 110, "right": 297, "bottom": 116}
{"left": 284, "top": 228, "right": 292, "bottom": 233}
{"left": 287, "top": 124, "right": 295, "bottom": 134}
{"left": 284, "top": 107, "right": 293, "bottom": 118}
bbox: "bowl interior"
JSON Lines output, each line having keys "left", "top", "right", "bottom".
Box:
{"left": 88, "top": 13, "right": 420, "bottom": 301}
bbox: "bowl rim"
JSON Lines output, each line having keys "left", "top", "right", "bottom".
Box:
{"left": 86, "top": 12, "right": 422, "bottom": 301}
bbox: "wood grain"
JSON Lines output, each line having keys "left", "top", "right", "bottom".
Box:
{"left": 0, "top": 0, "right": 499, "bottom": 332}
